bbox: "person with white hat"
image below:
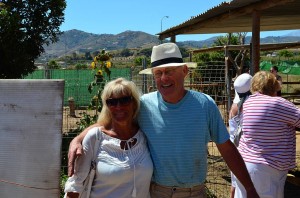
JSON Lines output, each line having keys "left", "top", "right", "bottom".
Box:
{"left": 228, "top": 73, "right": 252, "bottom": 198}
{"left": 68, "top": 43, "right": 259, "bottom": 198}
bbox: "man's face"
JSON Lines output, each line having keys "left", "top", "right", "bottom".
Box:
{"left": 152, "top": 65, "right": 188, "bottom": 103}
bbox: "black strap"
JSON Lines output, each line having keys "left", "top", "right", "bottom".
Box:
{"left": 151, "top": 57, "right": 183, "bottom": 67}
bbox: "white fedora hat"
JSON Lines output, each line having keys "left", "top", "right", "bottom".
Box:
{"left": 139, "top": 43, "right": 197, "bottom": 75}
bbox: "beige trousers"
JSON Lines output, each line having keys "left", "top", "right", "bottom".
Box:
{"left": 150, "top": 182, "right": 207, "bottom": 198}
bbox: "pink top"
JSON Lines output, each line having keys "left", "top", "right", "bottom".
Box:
{"left": 238, "top": 93, "right": 300, "bottom": 171}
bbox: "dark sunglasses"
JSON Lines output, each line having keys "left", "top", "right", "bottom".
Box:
{"left": 106, "top": 96, "right": 133, "bottom": 107}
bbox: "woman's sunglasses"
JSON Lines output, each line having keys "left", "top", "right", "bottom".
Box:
{"left": 106, "top": 96, "right": 133, "bottom": 107}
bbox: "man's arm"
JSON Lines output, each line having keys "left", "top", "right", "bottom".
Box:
{"left": 67, "top": 123, "right": 100, "bottom": 176}
{"left": 217, "top": 140, "right": 259, "bottom": 198}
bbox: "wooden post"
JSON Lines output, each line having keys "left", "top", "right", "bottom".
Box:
{"left": 171, "top": 35, "right": 176, "bottom": 43}
{"left": 225, "top": 47, "right": 231, "bottom": 116}
{"left": 252, "top": 10, "right": 260, "bottom": 74}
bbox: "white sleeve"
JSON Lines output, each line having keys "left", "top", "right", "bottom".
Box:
{"left": 64, "top": 127, "right": 99, "bottom": 193}
{"left": 233, "top": 90, "right": 240, "bottom": 104}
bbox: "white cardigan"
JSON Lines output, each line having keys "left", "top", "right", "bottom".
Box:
{"left": 64, "top": 127, "right": 153, "bottom": 198}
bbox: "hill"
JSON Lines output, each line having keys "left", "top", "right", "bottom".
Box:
{"left": 43, "top": 29, "right": 161, "bottom": 58}
{"left": 42, "top": 29, "right": 300, "bottom": 59}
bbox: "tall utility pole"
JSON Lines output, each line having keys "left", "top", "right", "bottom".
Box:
{"left": 161, "top": 16, "right": 169, "bottom": 32}
{"left": 160, "top": 16, "right": 169, "bottom": 43}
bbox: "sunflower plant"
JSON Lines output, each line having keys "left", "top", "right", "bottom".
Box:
{"left": 87, "top": 49, "right": 113, "bottom": 112}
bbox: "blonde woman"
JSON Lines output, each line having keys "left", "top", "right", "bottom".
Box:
{"left": 64, "top": 78, "right": 153, "bottom": 198}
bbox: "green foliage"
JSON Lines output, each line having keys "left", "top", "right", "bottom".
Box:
{"left": 75, "top": 63, "right": 88, "bottom": 69}
{"left": 279, "top": 49, "right": 294, "bottom": 59}
{"left": 73, "top": 49, "right": 114, "bottom": 133}
{"left": 179, "top": 47, "right": 190, "bottom": 58}
{"left": 48, "top": 60, "right": 61, "bottom": 69}
{"left": 60, "top": 171, "right": 68, "bottom": 198}
{"left": 120, "top": 48, "right": 133, "bottom": 57}
{"left": 73, "top": 112, "right": 98, "bottom": 133}
{"left": 134, "top": 56, "right": 151, "bottom": 66}
{"left": 137, "top": 48, "right": 152, "bottom": 56}
{"left": 0, "top": 0, "right": 66, "bottom": 78}
{"left": 85, "top": 51, "right": 92, "bottom": 60}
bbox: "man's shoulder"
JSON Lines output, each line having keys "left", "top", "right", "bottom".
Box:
{"left": 188, "top": 90, "right": 214, "bottom": 102}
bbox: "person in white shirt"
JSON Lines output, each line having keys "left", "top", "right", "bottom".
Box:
{"left": 64, "top": 78, "right": 153, "bottom": 198}
{"left": 228, "top": 73, "right": 252, "bottom": 198}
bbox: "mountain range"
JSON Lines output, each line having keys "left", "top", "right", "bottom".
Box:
{"left": 42, "top": 29, "right": 300, "bottom": 59}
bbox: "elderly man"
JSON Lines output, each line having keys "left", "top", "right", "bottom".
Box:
{"left": 68, "top": 43, "right": 259, "bottom": 198}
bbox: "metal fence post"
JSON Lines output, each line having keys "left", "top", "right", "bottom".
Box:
{"left": 142, "top": 58, "right": 147, "bottom": 93}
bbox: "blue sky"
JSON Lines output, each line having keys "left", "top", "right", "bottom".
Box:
{"left": 60, "top": 0, "right": 296, "bottom": 41}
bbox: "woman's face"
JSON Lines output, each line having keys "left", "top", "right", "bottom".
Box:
{"left": 106, "top": 95, "right": 135, "bottom": 123}
{"left": 270, "top": 67, "right": 277, "bottom": 75}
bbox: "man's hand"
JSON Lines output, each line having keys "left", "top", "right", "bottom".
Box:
{"left": 68, "top": 136, "right": 83, "bottom": 176}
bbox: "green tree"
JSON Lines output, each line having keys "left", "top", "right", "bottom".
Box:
{"left": 0, "top": 0, "right": 66, "bottom": 79}
{"left": 75, "top": 63, "right": 88, "bottom": 70}
{"left": 134, "top": 56, "right": 150, "bottom": 66}
{"left": 48, "top": 60, "right": 61, "bottom": 69}
{"left": 279, "top": 50, "right": 293, "bottom": 60}
{"left": 120, "top": 48, "right": 133, "bottom": 57}
{"left": 85, "top": 51, "right": 92, "bottom": 60}
{"left": 137, "top": 48, "right": 152, "bottom": 57}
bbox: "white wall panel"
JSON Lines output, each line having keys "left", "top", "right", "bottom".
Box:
{"left": 0, "top": 79, "right": 64, "bottom": 198}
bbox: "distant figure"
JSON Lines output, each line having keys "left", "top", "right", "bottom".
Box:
{"left": 270, "top": 66, "right": 282, "bottom": 96}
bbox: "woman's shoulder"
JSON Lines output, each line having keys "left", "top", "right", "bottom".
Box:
{"left": 84, "top": 126, "right": 102, "bottom": 142}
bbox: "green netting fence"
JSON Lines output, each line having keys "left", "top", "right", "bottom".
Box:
{"left": 260, "top": 61, "right": 300, "bottom": 75}
{"left": 23, "top": 68, "right": 131, "bottom": 106}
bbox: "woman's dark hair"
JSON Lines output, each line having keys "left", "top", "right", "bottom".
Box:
{"left": 272, "top": 66, "right": 279, "bottom": 72}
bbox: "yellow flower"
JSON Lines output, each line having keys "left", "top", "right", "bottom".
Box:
{"left": 90, "top": 62, "right": 96, "bottom": 69}
{"left": 94, "top": 57, "right": 98, "bottom": 62}
{"left": 97, "top": 70, "right": 103, "bottom": 75}
{"left": 106, "top": 61, "right": 111, "bottom": 68}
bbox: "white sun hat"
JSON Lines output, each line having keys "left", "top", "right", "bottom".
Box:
{"left": 139, "top": 43, "right": 197, "bottom": 75}
{"left": 234, "top": 73, "right": 252, "bottom": 94}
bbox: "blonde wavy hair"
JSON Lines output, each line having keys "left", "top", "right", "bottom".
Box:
{"left": 250, "top": 71, "right": 281, "bottom": 96}
{"left": 97, "top": 78, "right": 141, "bottom": 127}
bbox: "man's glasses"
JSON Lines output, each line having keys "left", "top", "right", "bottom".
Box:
{"left": 153, "top": 67, "right": 180, "bottom": 79}
{"left": 106, "top": 96, "right": 133, "bottom": 107}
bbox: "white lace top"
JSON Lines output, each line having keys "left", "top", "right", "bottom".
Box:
{"left": 64, "top": 127, "right": 153, "bottom": 198}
